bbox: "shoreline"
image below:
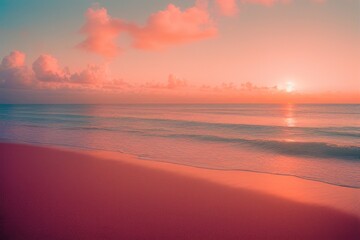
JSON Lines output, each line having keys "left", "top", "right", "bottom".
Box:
{"left": 1, "top": 138, "right": 358, "bottom": 190}
{"left": 1, "top": 142, "right": 359, "bottom": 239}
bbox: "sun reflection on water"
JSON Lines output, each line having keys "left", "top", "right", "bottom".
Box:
{"left": 284, "top": 104, "right": 296, "bottom": 128}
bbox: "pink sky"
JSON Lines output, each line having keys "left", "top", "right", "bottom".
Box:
{"left": 0, "top": 0, "right": 359, "bottom": 103}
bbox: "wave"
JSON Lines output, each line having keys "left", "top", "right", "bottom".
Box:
{"left": 2, "top": 114, "right": 359, "bottom": 160}
{"left": 164, "top": 133, "right": 360, "bottom": 160}
{"left": 0, "top": 137, "right": 359, "bottom": 189}
{"left": 118, "top": 116, "right": 360, "bottom": 139}
{"left": 2, "top": 110, "right": 359, "bottom": 139}
{"left": 64, "top": 126, "right": 113, "bottom": 131}
{"left": 318, "top": 130, "right": 360, "bottom": 138}
{"left": 136, "top": 157, "right": 360, "bottom": 189}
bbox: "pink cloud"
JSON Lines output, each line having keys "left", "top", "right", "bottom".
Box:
{"left": 200, "top": 81, "right": 278, "bottom": 92}
{"left": 77, "top": 2, "right": 217, "bottom": 54}
{"left": 70, "top": 64, "right": 108, "bottom": 85}
{"left": 143, "top": 74, "right": 187, "bottom": 90}
{"left": 78, "top": 1, "right": 326, "bottom": 54}
{"left": 127, "top": 1, "right": 217, "bottom": 50}
{"left": 32, "top": 55, "right": 111, "bottom": 87}
{"left": 215, "top": 0, "right": 238, "bottom": 16}
{"left": 0, "top": 51, "right": 33, "bottom": 88}
{"left": 215, "top": 0, "right": 284, "bottom": 14}
{"left": 0, "top": 51, "right": 112, "bottom": 89}
{"left": 167, "top": 74, "right": 187, "bottom": 89}
{"left": 32, "top": 54, "right": 68, "bottom": 82}
{"left": 103, "top": 78, "right": 133, "bottom": 89}
{"left": 2, "top": 51, "right": 283, "bottom": 93}
{"left": 1, "top": 50, "right": 26, "bottom": 68}
{"left": 241, "top": 0, "right": 291, "bottom": 5}
{"left": 78, "top": 7, "right": 124, "bottom": 57}
{"left": 215, "top": 0, "right": 325, "bottom": 16}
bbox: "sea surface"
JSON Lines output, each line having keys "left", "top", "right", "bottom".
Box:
{"left": 0, "top": 104, "right": 359, "bottom": 188}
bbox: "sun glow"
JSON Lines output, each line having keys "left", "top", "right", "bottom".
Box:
{"left": 286, "top": 82, "right": 295, "bottom": 93}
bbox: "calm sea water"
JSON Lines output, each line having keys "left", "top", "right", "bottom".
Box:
{"left": 0, "top": 104, "right": 359, "bottom": 188}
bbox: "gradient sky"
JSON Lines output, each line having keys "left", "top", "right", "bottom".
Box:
{"left": 0, "top": 0, "right": 359, "bottom": 103}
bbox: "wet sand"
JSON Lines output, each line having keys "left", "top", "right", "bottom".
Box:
{"left": 1, "top": 143, "right": 359, "bottom": 239}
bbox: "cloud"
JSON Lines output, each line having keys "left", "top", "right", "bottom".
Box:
{"left": 77, "top": 2, "right": 217, "bottom": 54}
{"left": 215, "top": 0, "right": 238, "bottom": 16}
{"left": 103, "top": 78, "right": 133, "bottom": 89}
{"left": 247, "top": 0, "right": 295, "bottom": 6}
{"left": 167, "top": 74, "right": 187, "bottom": 89}
{"left": 1, "top": 50, "right": 26, "bottom": 68}
{"left": 32, "top": 54, "right": 68, "bottom": 82}
{"left": 143, "top": 74, "right": 187, "bottom": 90}
{"left": 239, "top": 81, "right": 277, "bottom": 91}
{"left": 32, "top": 54, "right": 110, "bottom": 86}
{"left": 77, "top": 0, "right": 326, "bottom": 54}
{"left": 70, "top": 64, "right": 108, "bottom": 85}
{"left": 0, "top": 51, "right": 112, "bottom": 89}
{"left": 128, "top": 1, "right": 217, "bottom": 49}
{"left": 78, "top": 6, "right": 124, "bottom": 57}
{"left": 215, "top": 0, "right": 325, "bottom": 14}
{"left": 200, "top": 81, "right": 278, "bottom": 92}
{"left": 214, "top": 0, "right": 285, "bottom": 15}
{"left": 241, "top": 0, "right": 287, "bottom": 5}
{"left": 0, "top": 51, "right": 282, "bottom": 94}
{"left": 0, "top": 51, "right": 33, "bottom": 88}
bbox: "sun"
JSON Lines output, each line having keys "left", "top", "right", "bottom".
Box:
{"left": 285, "top": 81, "right": 295, "bottom": 93}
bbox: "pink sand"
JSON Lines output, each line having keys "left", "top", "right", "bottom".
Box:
{"left": 1, "top": 143, "right": 359, "bottom": 239}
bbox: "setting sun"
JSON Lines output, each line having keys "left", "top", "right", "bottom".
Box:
{"left": 286, "top": 82, "right": 295, "bottom": 93}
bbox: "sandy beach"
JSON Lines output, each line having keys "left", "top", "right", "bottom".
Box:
{"left": 1, "top": 142, "right": 359, "bottom": 239}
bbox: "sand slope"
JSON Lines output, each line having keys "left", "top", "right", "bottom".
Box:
{"left": 1, "top": 143, "right": 359, "bottom": 239}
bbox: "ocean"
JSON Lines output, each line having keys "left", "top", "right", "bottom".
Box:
{"left": 0, "top": 104, "right": 359, "bottom": 188}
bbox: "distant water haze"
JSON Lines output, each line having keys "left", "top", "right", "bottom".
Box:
{"left": 0, "top": 104, "right": 359, "bottom": 188}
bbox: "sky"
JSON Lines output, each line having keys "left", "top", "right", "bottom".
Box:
{"left": 0, "top": 0, "right": 359, "bottom": 103}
